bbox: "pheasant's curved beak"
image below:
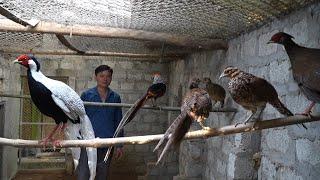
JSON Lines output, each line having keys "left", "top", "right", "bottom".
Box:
{"left": 12, "top": 59, "right": 20, "bottom": 64}
{"left": 219, "top": 72, "right": 227, "bottom": 79}
{"left": 267, "top": 40, "right": 274, "bottom": 44}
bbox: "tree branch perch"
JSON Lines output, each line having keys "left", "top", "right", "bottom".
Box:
{"left": 0, "top": 48, "right": 183, "bottom": 59}
{"left": 0, "top": 114, "right": 318, "bottom": 148}
{"left": 0, "top": 93, "right": 237, "bottom": 112}
{"left": 0, "top": 19, "right": 228, "bottom": 50}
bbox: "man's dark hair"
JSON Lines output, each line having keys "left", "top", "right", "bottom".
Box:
{"left": 95, "top": 65, "right": 113, "bottom": 76}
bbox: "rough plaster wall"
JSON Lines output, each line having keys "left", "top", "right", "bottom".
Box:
{"left": 224, "top": 3, "right": 320, "bottom": 180}
{"left": 167, "top": 51, "right": 227, "bottom": 180}
{"left": 170, "top": 2, "right": 320, "bottom": 180}
{"left": 0, "top": 53, "right": 21, "bottom": 180}
{"left": 0, "top": 34, "right": 173, "bottom": 178}
{"left": 34, "top": 53, "right": 171, "bottom": 176}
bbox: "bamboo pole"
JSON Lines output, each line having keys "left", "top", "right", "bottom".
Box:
{"left": 0, "top": 48, "right": 183, "bottom": 59}
{"left": 55, "top": 34, "right": 85, "bottom": 54}
{"left": 0, "top": 19, "right": 228, "bottom": 50}
{"left": 0, "top": 93, "right": 238, "bottom": 112}
{"left": 0, "top": 6, "right": 39, "bottom": 27}
{"left": 0, "top": 114, "right": 318, "bottom": 148}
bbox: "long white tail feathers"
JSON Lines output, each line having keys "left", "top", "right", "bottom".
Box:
{"left": 80, "top": 115, "right": 97, "bottom": 180}
{"left": 79, "top": 115, "right": 95, "bottom": 139}
{"left": 64, "top": 122, "right": 81, "bottom": 170}
{"left": 64, "top": 115, "right": 97, "bottom": 180}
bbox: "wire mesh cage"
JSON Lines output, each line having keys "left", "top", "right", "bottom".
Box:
{"left": 0, "top": 0, "right": 316, "bottom": 54}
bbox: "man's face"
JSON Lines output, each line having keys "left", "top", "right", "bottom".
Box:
{"left": 95, "top": 70, "right": 112, "bottom": 88}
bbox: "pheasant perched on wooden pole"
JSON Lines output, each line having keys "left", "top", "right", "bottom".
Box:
{"left": 103, "top": 73, "right": 166, "bottom": 162}
{"left": 219, "top": 66, "right": 307, "bottom": 129}
{"left": 153, "top": 78, "right": 212, "bottom": 165}
{"left": 13, "top": 54, "right": 97, "bottom": 180}
{"left": 268, "top": 32, "right": 320, "bottom": 117}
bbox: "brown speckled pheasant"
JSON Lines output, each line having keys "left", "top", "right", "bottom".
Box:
{"left": 219, "top": 66, "right": 307, "bottom": 129}
{"left": 268, "top": 32, "right": 320, "bottom": 117}
{"left": 202, "top": 77, "right": 226, "bottom": 108}
{"left": 153, "top": 78, "right": 212, "bottom": 165}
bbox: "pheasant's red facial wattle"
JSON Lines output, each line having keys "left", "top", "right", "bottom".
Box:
{"left": 270, "top": 33, "right": 283, "bottom": 43}
{"left": 269, "top": 32, "right": 294, "bottom": 44}
{"left": 15, "top": 54, "right": 31, "bottom": 68}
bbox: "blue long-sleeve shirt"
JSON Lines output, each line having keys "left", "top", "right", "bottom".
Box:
{"left": 81, "top": 87, "right": 123, "bottom": 138}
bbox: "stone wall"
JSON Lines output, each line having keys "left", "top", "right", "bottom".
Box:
{"left": 169, "top": 2, "right": 320, "bottom": 180}
{"left": 1, "top": 2, "right": 320, "bottom": 179}
{"left": 0, "top": 53, "right": 22, "bottom": 180}
{"left": 0, "top": 34, "right": 174, "bottom": 179}
{"left": 36, "top": 54, "right": 171, "bottom": 177}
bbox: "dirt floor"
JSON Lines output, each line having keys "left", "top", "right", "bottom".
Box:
{"left": 12, "top": 169, "right": 76, "bottom": 180}
{"left": 13, "top": 169, "right": 137, "bottom": 180}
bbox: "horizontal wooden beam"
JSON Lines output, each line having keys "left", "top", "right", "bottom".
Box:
{"left": 0, "top": 48, "right": 183, "bottom": 59}
{"left": 0, "top": 114, "right": 317, "bottom": 148}
{"left": 0, "top": 19, "right": 228, "bottom": 50}
{"left": 55, "top": 34, "right": 85, "bottom": 54}
{"left": 0, "top": 93, "right": 237, "bottom": 112}
{"left": 0, "top": 6, "right": 39, "bottom": 27}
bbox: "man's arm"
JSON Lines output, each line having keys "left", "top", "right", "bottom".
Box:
{"left": 80, "top": 91, "right": 87, "bottom": 101}
{"left": 80, "top": 91, "right": 89, "bottom": 113}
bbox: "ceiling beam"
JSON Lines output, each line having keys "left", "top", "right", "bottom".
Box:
{"left": 0, "top": 19, "right": 228, "bottom": 50}
{"left": 0, "top": 48, "right": 184, "bottom": 60}
{"left": 0, "top": 6, "right": 39, "bottom": 27}
{"left": 55, "top": 34, "right": 85, "bottom": 54}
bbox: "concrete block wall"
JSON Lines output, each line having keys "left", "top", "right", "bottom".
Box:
{"left": 0, "top": 53, "right": 22, "bottom": 180}
{"left": 37, "top": 54, "right": 172, "bottom": 177}
{"left": 0, "top": 34, "right": 175, "bottom": 178}
{"left": 225, "top": 3, "right": 320, "bottom": 180}
{"left": 167, "top": 50, "right": 227, "bottom": 180}
{"left": 168, "top": 2, "right": 320, "bottom": 180}
{"left": 1, "top": 2, "right": 319, "bottom": 179}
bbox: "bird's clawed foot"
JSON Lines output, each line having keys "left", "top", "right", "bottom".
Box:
{"left": 52, "top": 140, "right": 62, "bottom": 151}
{"left": 198, "top": 121, "right": 211, "bottom": 130}
{"left": 235, "top": 117, "right": 257, "bottom": 127}
{"left": 295, "top": 111, "right": 314, "bottom": 118}
{"left": 234, "top": 122, "right": 242, "bottom": 127}
{"left": 202, "top": 126, "right": 211, "bottom": 130}
{"left": 295, "top": 111, "right": 311, "bottom": 130}
{"left": 234, "top": 122, "right": 249, "bottom": 127}
{"left": 39, "top": 137, "right": 54, "bottom": 149}
{"left": 296, "top": 102, "right": 316, "bottom": 118}
{"left": 39, "top": 137, "right": 62, "bottom": 150}
{"left": 235, "top": 120, "right": 250, "bottom": 127}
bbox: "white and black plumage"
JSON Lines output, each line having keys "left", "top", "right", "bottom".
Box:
{"left": 14, "top": 54, "right": 97, "bottom": 180}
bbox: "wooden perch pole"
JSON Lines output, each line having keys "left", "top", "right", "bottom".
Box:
{"left": 55, "top": 34, "right": 85, "bottom": 54}
{"left": 0, "top": 48, "right": 183, "bottom": 59}
{"left": 0, "top": 93, "right": 237, "bottom": 112}
{"left": 0, "top": 19, "right": 228, "bottom": 50}
{"left": 0, "top": 114, "right": 318, "bottom": 148}
{"left": 0, "top": 6, "right": 39, "bottom": 27}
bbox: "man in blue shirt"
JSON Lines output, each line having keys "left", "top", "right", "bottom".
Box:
{"left": 77, "top": 65, "right": 124, "bottom": 180}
